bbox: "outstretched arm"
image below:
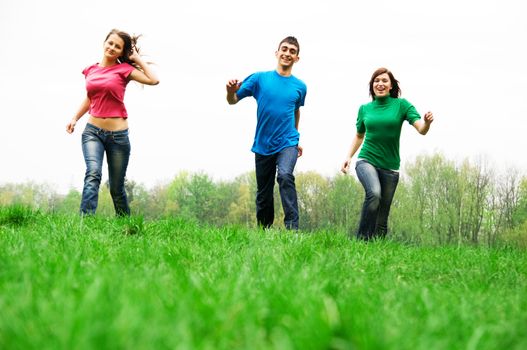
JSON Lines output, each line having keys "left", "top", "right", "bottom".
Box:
{"left": 226, "top": 79, "right": 240, "bottom": 104}
{"left": 66, "top": 97, "right": 90, "bottom": 134}
{"left": 341, "top": 132, "right": 365, "bottom": 174}
{"left": 413, "top": 111, "right": 434, "bottom": 135}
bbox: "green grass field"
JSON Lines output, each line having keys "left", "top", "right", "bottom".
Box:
{"left": 0, "top": 207, "right": 526, "bottom": 349}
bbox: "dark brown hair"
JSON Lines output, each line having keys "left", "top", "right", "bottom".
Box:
{"left": 368, "top": 67, "right": 401, "bottom": 100}
{"left": 278, "top": 36, "right": 300, "bottom": 54}
{"left": 104, "top": 29, "right": 143, "bottom": 71}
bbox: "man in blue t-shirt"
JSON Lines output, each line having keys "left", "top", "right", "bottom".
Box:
{"left": 226, "top": 36, "right": 307, "bottom": 230}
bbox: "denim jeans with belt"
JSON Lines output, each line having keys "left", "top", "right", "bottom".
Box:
{"left": 80, "top": 123, "right": 131, "bottom": 216}
{"left": 355, "top": 159, "right": 399, "bottom": 240}
{"left": 255, "top": 146, "right": 299, "bottom": 230}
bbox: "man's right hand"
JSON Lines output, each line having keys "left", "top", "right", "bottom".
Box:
{"left": 226, "top": 79, "right": 240, "bottom": 93}
{"left": 226, "top": 79, "right": 241, "bottom": 104}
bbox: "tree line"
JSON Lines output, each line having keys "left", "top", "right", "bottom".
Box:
{"left": 1, "top": 154, "right": 526, "bottom": 247}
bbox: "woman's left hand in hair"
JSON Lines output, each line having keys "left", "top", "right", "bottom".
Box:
{"left": 129, "top": 47, "right": 140, "bottom": 63}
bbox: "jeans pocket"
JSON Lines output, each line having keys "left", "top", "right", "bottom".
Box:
{"left": 81, "top": 130, "right": 98, "bottom": 144}
{"left": 112, "top": 133, "right": 130, "bottom": 146}
{"left": 355, "top": 159, "right": 367, "bottom": 170}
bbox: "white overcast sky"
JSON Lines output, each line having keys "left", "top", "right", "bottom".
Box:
{"left": 1, "top": 0, "right": 526, "bottom": 193}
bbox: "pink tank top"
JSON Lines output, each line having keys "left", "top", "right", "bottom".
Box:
{"left": 83, "top": 63, "right": 135, "bottom": 118}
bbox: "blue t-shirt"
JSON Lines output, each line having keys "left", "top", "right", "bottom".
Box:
{"left": 236, "top": 70, "right": 307, "bottom": 155}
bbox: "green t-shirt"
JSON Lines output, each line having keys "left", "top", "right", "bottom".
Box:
{"left": 356, "top": 96, "right": 421, "bottom": 170}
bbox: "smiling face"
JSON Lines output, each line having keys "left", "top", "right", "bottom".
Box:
{"left": 103, "top": 33, "right": 125, "bottom": 61}
{"left": 372, "top": 73, "right": 392, "bottom": 98}
{"left": 275, "top": 42, "right": 299, "bottom": 68}
{"left": 368, "top": 68, "right": 400, "bottom": 100}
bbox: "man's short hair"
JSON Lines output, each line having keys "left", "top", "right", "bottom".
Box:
{"left": 278, "top": 36, "right": 300, "bottom": 54}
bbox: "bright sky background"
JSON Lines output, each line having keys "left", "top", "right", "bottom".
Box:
{"left": 1, "top": 0, "right": 526, "bottom": 194}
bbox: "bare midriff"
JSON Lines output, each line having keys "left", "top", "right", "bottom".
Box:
{"left": 88, "top": 116, "right": 129, "bottom": 131}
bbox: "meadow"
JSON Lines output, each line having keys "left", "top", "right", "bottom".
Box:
{"left": 0, "top": 206, "right": 526, "bottom": 350}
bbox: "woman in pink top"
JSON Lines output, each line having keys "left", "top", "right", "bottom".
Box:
{"left": 66, "top": 29, "right": 159, "bottom": 216}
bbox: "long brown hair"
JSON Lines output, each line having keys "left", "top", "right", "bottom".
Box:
{"left": 368, "top": 67, "right": 401, "bottom": 101}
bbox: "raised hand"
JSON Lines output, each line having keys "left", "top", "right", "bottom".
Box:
{"left": 226, "top": 79, "right": 241, "bottom": 94}
{"left": 129, "top": 46, "right": 140, "bottom": 63}
{"left": 423, "top": 111, "right": 434, "bottom": 124}
{"left": 226, "top": 79, "right": 241, "bottom": 104}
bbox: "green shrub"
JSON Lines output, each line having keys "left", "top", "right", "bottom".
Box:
{"left": 0, "top": 204, "right": 37, "bottom": 226}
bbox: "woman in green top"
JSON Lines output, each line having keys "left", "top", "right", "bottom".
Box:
{"left": 341, "top": 67, "right": 434, "bottom": 240}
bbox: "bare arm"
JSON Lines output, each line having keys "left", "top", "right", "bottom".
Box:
{"left": 295, "top": 108, "right": 300, "bottom": 130}
{"left": 341, "top": 132, "right": 365, "bottom": 174}
{"left": 66, "top": 97, "right": 90, "bottom": 134}
{"left": 412, "top": 111, "right": 434, "bottom": 135}
{"left": 128, "top": 49, "right": 159, "bottom": 85}
{"left": 226, "top": 79, "right": 240, "bottom": 104}
{"left": 295, "top": 108, "right": 303, "bottom": 157}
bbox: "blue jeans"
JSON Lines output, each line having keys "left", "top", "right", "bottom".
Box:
{"left": 80, "top": 123, "right": 131, "bottom": 216}
{"left": 255, "top": 146, "right": 299, "bottom": 230}
{"left": 355, "top": 160, "right": 399, "bottom": 240}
